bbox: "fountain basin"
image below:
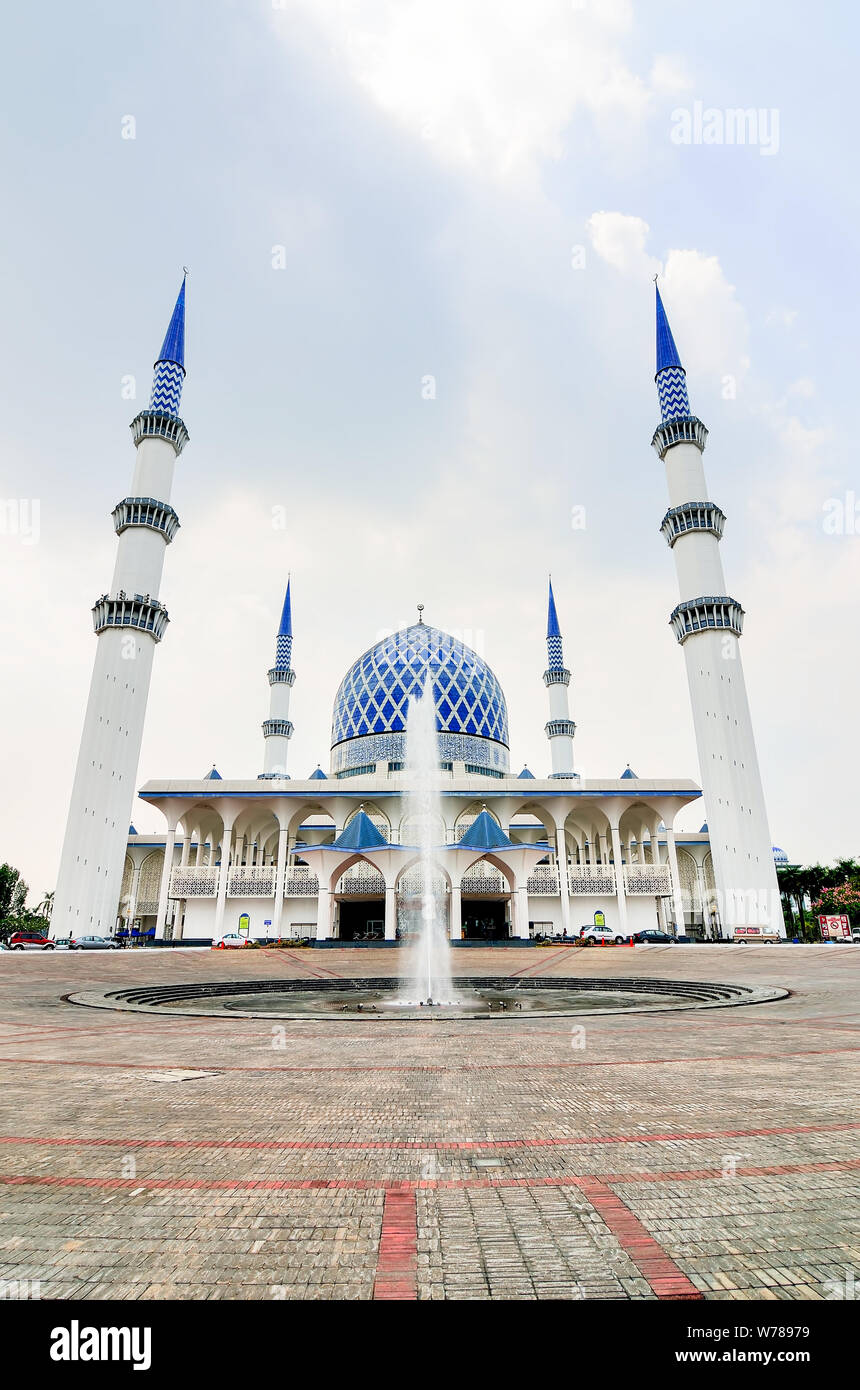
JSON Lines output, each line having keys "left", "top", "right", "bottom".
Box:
{"left": 69, "top": 976, "right": 787, "bottom": 1020}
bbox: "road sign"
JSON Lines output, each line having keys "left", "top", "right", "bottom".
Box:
{"left": 818, "top": 914, "right": 851, "bottom": 941}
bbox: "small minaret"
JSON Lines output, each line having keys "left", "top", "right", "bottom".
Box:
{"left": 543, "top": 579, "right": 575, "bottom": 777}
{"left": 52, "top": 277, "right": 189, "bottom": 938}
{"left": 652, "top": 281, "right": 784, "bottom": 936}
{"left": 259, "top": 579, "right": 295, "bottom": 779}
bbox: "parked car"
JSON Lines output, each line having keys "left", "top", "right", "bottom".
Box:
{"left": 68, "top": 935, "right": 122, "bottom": 951}
{"left": 8, "top": 931, "right": 55, "bottom": 951}
{"left": 213, "top": 933, "right": 251, "bottom": 950}
{"left": 579, "top": 925, "right": 629, "bottom": 945}
{"left": 632, "top": 929, "right": 676, "bottom": 944}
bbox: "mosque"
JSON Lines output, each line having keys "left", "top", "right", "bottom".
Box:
{"left": 50, "top": 276, "right": 787, "bottom": 945}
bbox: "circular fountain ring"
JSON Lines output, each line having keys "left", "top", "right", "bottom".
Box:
{"left": 69, "top": 975, "right": 787, "bottom": 1021}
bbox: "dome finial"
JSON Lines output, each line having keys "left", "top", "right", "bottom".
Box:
{"left": 417, "top": 603, "right": 424, "bottom": 624}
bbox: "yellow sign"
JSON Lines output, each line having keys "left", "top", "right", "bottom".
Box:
{"left": 594, "top": 911, "right": 606, "bottom": 928}
{"left": 238, "top": 913, "right": 251, "bottom": 936}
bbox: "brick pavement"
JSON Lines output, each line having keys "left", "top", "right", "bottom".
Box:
{"left": 0, "top": 944, "right": 857, "bottom": 1301}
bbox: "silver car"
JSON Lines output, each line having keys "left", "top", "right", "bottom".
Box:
{"left": 68, "top": 935, "right": 123, "bottom": 951}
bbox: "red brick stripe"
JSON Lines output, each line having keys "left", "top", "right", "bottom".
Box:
{"left": 579, "top": 1178, "right": 703, "bottom": 1299}
{"left": 0, "top": 1120, "right": 855, "bottom": 1152}
{"left": 0, "top": 1156, "right": 856, "bottom": 1193}
{"left": 0, "top": 1046, "right": 856, "bottom": 1073}
{"left": 373, "top": 1189, "right": 418, "bottom": 1300}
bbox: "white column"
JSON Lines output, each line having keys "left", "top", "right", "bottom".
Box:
{"left": 599, "top": 833, "right": 609, "bottom": 866}
{"left": 610, "top": 824, "right": 628, "bottom": 936}
{"left": 450, "top": 885, "right": 462, "bottom": 940}
{"left": 515, "top": 884, "right": 530, "bottom": 939}
{"left": 384, "top": 885, "right": 397, "bottom": 941}
{"left": 154, "top": 823, "right": 178, "bottom": 940}
{"left": 213, "top": 822, "right": 233, "bottom": 940}
{"left": 555, "top": 826, "right": 571, "bottom": 936}
{"left": 316, "top": 886, "right": 333, "bottom": 941}
{"left": 273, "top": 825, "right": 289, "bottom": 938}
{"left": 125, "top": 862, "right": 140, "bottom": 926}
{"left": 664, "top": 826, "right": 685, "bottom": 935}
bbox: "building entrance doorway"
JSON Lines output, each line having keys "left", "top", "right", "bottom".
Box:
{"left": 338, "top": 900, "right": 384, "bottom": 941}
{"left": 461, "top": 899, "right": 509, "bottom": 940}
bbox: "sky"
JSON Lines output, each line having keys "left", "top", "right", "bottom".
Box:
{"left": 1, "top": 0, "right": 858, "bottom": 901}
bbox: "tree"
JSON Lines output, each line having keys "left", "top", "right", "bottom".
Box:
{"left": 36, "top": 890, "right": 54, "bottom": 921}
{"left": 0, "top": 864, "right": 27, "bottom": 919}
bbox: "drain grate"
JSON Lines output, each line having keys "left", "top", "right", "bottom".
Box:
{"left": 141, "top": 1070, "right": 220, "bottom": 1084}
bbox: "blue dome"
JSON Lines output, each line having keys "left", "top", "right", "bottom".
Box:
{"left": 772, "top": 846, "right": 789, "bottom": 866}
{"left": 330, "top": 623, "right": 509, "bottom": 775}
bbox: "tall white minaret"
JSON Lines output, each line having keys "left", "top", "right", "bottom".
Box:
{"left": 52, "top": 277, "right": 189, "bottom": 938}
{"left": 652, "top": 282, "right": 784, "bottom": 936}
{"left": 259, "top": 579, "right": 295, "bottom": 778}
{"left": 543, "top": 579, "right": 576, "bottom": 777}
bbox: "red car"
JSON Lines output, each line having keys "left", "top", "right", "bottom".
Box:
{"left": 8, "top": 931, "right": 55, "bottom": 951}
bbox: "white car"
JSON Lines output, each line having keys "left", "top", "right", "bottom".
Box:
{"left": 580, "top": 925, "right": 628, "bottom": 945}
{"left": 213, "top": 933, "right": 252, "bottom": 950}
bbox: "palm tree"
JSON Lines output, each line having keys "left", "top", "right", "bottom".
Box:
{"left": 36, "top": 890, "right": 54, "bottom": 921}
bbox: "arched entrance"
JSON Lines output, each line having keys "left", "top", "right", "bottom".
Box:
{"left": 460, "top": 856, "right": 512, "bottom": 940}
{"left": 334, "top": 857, "right": 385, "bottom": 940}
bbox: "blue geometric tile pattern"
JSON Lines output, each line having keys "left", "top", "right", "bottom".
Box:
{"left": 149, "top": 359, "right": 184, "bottom": 415}
{"left": 656, "top": 364, "right": 690, "bottom": 423}
{"left": 330, "top": 623, "right": 509, "bottom": 772}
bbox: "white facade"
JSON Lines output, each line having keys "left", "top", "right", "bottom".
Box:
{"left": 124, "top": 771, "right": 706, "bottom": 944}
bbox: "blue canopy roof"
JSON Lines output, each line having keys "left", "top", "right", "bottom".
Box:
{"left": 458, "top": 810, "right": 514, "bottom": 852}
{"left": 204, "top": 765, "right": 222, "bottom": 780}
{"left": 309, "top": 765, "right": 327, "bottom": 780}
{"left": 331, "top": 810, "right": 388, "bottom": 851}
{"left": 620, "top": 765, "right": 637, "bottom": 780}
{"left": 517, "top": 765, "right": 535, "bottom": 779}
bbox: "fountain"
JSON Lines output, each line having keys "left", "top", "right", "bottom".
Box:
{"left": 398, "top": 675, "right": 457, "bottom": 1006}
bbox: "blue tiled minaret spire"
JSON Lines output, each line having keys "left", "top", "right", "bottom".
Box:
{"left": 655, "top": 281, "right": 690, "bottom": 423}
{"left": 543, "top": 578, "right": 575, "bottom": 777}
{"left": 260, "top": 578, "right": 296, "bottom": 779}
{"left": 546, "top": 579, "right": 564, "bottom": 669}
{"left": 275, "top": 577, "right": 293, "bottom": 669}
{"left": 652, "top": 280, "right": 784, "bottom": 938}
{"left": 149, "top": 275, "right": 187, "bottom": 417}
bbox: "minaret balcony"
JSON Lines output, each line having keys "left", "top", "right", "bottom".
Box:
{"left": 660, "top": 501, "right": 725, "bottom": 548}
{"left": 130, "top": 409, "right": 190, "bottom": 457}
{"left": 92, "top": 593, "right": 169, "bottom": 642}
{"left": 267, "top": 666, "right": 296, "bottom": 687}
{"left": 545, "top": 719, "right": 576, "bottom": 738}
{"left": 543, "top": 666, "right": 571, "bottom": 687}
{"left": 112, "top": 496, "right": 180, "bottom": 543}
{"left": 651, "top": 414, "right": 708, "bottom": 460}
{"left": 669, "top": 595, "right": 745, "bottom": 645}
{"left": 262, "top": 718, "right": 294, "bottom": 738}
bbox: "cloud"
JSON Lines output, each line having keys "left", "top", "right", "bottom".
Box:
{"left": 649, "top": 53, "right": 694, "bottom": 94}
{"left": 277, "top": 0, "right": 666, "bottom": 182}
{"left": 587, "top": 212, "right": 750, "bottom": 380}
